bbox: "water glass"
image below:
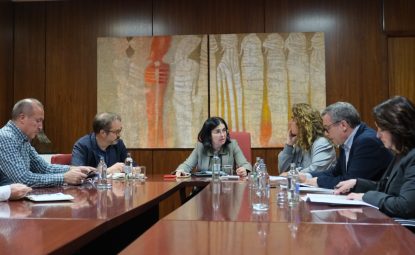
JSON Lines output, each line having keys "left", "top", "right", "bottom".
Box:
{"left": 251, "top": 185, "right": 270, "bottom": 211}
{"left": 222, "top": 165, "right": 233, "bottom": 176}
{"left": 221, "top": 165, "right": 233, "bottom": 192}
{"left": 133, "top": 166, "right": 146, "bottom": 180}
{"left": 277, "top": 179, "right": 287, "bottom": 206}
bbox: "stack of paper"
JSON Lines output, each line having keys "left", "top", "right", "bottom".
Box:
{"left": 304, "top": 193, "right": 378, "bottom": 209}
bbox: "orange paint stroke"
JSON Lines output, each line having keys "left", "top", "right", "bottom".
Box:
{"left": 144, "top": 36, "right": 172, "bottom": 147}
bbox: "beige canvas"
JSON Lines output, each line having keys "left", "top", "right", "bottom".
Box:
{"left": 98, "top": 32, "right": 325, "bottom": 148}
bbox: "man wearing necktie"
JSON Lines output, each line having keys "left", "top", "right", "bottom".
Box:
{"left": 303, "top": 102, "right": 393, "bottom": 189}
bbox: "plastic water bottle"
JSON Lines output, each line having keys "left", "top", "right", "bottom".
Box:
{"left": 287, "top": 163, "right": 300, "bottom": 207}
{"left": 249, "top": 157, "right": 261, "bottom": 188}
{"left": 212, "top": 153, "right": 221, "bottom": 182}
{"left": 124, "top": 153, "right": 133, "bottom": 179}
{"left": 251, "top": 160, "right": 270, "bottom": 211}
{"left": 211, "top": 153, "right": 221, "bottom": 194}
{"left": 97, "top": 157, "right": 112, "bottom": 189}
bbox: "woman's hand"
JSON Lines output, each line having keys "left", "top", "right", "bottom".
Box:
{"left": 334, "top": 179, "right": 357, "bottom": 195}
{"left": 304, "top": 177, "right": 318, "bottom": 186}
{"left": 346, "top": 193, "right": 364, "bottom": 201}
{"left": 286, "top": 129, "right": 297, "bottom": 146}
{"left": 235, "top": 167, "right": 247, "bottom": 177}
{"left": 174, "top": 169, "right": 187, "bottom": 177}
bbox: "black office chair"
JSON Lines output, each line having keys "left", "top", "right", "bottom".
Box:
{"left": 394, "top": 218, "right": 415, "bottom": 233}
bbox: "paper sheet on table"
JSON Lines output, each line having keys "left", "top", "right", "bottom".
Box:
{"left": 269, "top": 176, "right": 286, "bottom": 181}
{"left": 300, "top": 186, "right": 334, "bottom": 194}
{"left": 26, "top": 193, "right": 74, "bottom": 202}
{"left": 304, "top": 194, "right": 378, "bottom": 209}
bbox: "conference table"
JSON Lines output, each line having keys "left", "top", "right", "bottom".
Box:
{"left": 1, "top": 177, "right": 414, "bottom": 254}
{"left": 0, "top": 177, "right": 206, "bottom": 254}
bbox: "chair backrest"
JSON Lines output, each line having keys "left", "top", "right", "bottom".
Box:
{"left": 229, "top": 131, "right": 252, "bottom": 163}
{"left": 51, "top": 154, "right": 72, "bottom": 165}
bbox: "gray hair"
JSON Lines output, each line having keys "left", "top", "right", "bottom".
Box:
{"left": 321, "top": 102, "right": 361, "bottom": 128}
{"left": 92, "top": 112, "right": 121, "bottom": 134}
{"left": 11, "top": 98, "right": 44, "bottom": 120}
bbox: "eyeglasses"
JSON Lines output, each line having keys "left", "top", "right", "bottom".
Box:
{"left": 323, "top": 121, "right": 341, "bottom": 133}
{"left": 107, "top": 129, "right": 122, "bottom": 135}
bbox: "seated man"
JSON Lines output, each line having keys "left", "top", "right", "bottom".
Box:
{"left": 0, "top": 98, "right": 92, "bottom": 187}
{"left": 72, "top": 112, "right": 128, "bottom": 173}
{"left": 0, "top": 184, "right": 32, "bottom": 201}
{"left": 304, "top": 102, "right": 393, "bottom": 189}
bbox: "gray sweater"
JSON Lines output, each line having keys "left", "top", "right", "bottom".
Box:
{"left": 278, "top": 136, "right": 336, "bottom": 174}
{"left": 176, "top": 140, "right": 252, "bottom": 173}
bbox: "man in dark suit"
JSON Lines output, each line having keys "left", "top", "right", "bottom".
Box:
{"left": 304, "top": 102, "right": 393, "bottom": 189}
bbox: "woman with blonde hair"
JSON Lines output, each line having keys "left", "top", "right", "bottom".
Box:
{"left": 278, "top": 103, "right": 336, "bottom": 174}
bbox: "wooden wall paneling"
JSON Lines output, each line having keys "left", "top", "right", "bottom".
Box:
{"left": 153, "top": 0, "right": 265, "bottom": 35}
{"left": 129, "top": 150, "right": 154, "bottom": 175}
{"left": 383, "top": 0, "right": 415, "bottom": 35}
{"left": 265, "top": 148, "right": 280, "bottom": 175}
{"left": 388, "top": 37, "right": 415, "bottom": 103}
{"left": 252, "top": 148, "right": 281, "bottom": 175}
{"left": 45, "top": 0, "right": 152, "bottom": 153}
{"left": 95, "top": 0, "right": 153, "bottom": 37}
{"left": 265, "top": 0, "right": 388, "bottom": 125}
{"left": 46, "top": 1, "right": 98, "bottom": 153}
{"left": 152, "top": 149, "right": 193, "bottom": 174}
{"left": 13, "top": 3, "right": 46, "bottom": 104}
{"left": 0, "top": 0, "right": 13, "bottom": 125}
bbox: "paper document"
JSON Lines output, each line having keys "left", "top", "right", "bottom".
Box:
{"left": 305, "top": 194, "right": 378, "bottom": 209}
{"left": 26, "top": 193, "right": 74, "bottom": 202}
{"left": 300, "top": 186, "right": 334, "bottom": 194}
{"left": 269, "top": 176, "right": 286, "bottom": 181}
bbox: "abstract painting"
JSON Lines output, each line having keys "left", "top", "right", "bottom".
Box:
{"left": 98, "top": 32, "right": 325, "bottom": 148}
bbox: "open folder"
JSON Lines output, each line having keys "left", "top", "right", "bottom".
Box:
{"left": 304, "top": 193, "right": 378, "bottom": 209}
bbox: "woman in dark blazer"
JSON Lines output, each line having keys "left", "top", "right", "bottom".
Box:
{"left": 175, "top": 117, "right": 252, "bottom": 177}
{"left": 335, "top": 96, "right": 415, "bottom": 218}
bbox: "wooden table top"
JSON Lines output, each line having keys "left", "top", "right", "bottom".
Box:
{"left": 1, "top": 176, "right": 412, "bottom": 255}
{"left": 1, "top": 180, "right": 181, "bottom": 220}
{"left": 120, "top": 220, "right": 415, "bottom": 255}
{"left": 164, "top": 181, "right": 396, "bottom": 224}
{"left": 0, "top": 218, "right": 105, "bottom": 255}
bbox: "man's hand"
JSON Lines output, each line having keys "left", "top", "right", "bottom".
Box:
{"left": 64, "top": 167, "right": 87, "bottom": 185}
{"left": 334, "top": 179, "right": 357, "bottom": 195}
{"left": 108, "top": 162, "right": 125, "bottom": 174}
{"left": 9, "top": 184, "right": 32, "bottom": 200}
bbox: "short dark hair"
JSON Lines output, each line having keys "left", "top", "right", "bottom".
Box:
{"left": 197, "top": 116, "right": 231, "bottom": 150}
{"left": 92, "top": 112, "right": 121, "bottom": 134}
{"left": 321, "top": 102, "right": 361, "bottom": 128}
{"left": 11, "top": 98, "right": 44, "bottom": 120}
{"left": 373, "top": 96, "right": 415, "bottom": 155}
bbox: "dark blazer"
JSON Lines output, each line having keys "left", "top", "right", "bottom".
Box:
{"left": 354, "top": 148, "right": 415, "bottom": 219}
{"left": 313, "top": 123, "right": 393, "bottom": 188}
{"left": 71, "top": 133, "right": 128, "bottom": 168}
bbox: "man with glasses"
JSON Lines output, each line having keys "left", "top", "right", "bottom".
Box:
{"left": 0, "top": 98, "right": 93, "bottom": 187}
{"left": 72, "top": 112, "right": 128, "bottom": 173}
{"left": 303, "top": 102, "right": 393, "bottom": 189}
